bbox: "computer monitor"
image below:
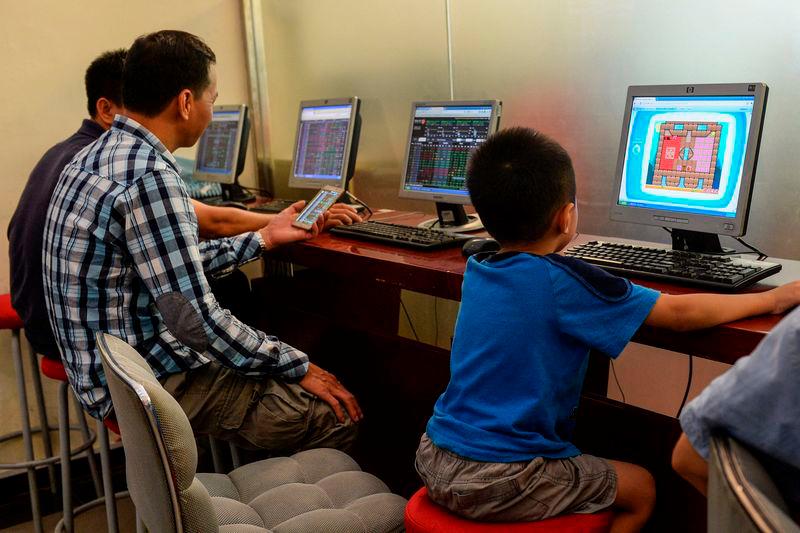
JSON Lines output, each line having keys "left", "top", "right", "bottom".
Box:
{"left": 398, "top": 100, "right": 502, "bottom": 231}
{"left": 193, "top": 104, "right": 253, "bottom": 202}
{"left": 611, "top": 83, "right": 768, "bottom": 253}
{"left": 289, "top": 97, "right": 361, "bottom": 191}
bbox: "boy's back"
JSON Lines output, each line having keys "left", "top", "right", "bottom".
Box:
{"left": 428, "top": 252, "right": 658, "bottom": 462}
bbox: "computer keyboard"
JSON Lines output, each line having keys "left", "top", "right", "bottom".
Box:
{"left": 249, "top": 199, "right": 298, "bottom": 213}
{"left": 565, "top": 241, "right": 782, "bottom": 291}
{"left": 184, "top": 179, "right": 223, "bottom": 201}
{"left": 330, "top": 221, "right": 473, "bottom": 250}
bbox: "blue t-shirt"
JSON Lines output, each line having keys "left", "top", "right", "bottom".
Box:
{"left": 426, "top": 252, "right": 660, "bottom": 462}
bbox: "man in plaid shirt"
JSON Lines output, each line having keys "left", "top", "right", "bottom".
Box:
{"left": 43, "top": 30, "right": 361, "bottom": 452}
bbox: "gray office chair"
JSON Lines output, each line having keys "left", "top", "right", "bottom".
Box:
{"left": 96, "top": 332, "right": 406, "bottom": 532}
{"left": 708, "top": 434, "right": 800, "bottom": 533}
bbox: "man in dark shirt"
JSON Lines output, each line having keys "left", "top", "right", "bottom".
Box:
{"left": 8, "top": 50, "right": 125, "bottom": 358}
{"left": 7, "top": 48, "right": 363, "bottom": 359}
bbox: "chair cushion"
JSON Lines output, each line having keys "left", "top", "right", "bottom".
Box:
{"left": 197, "top": 448, "right": 406, "bottom": 533}
{"left": 40, "top": 356, "right": 69, "bottom": 382}
{"left": 404, "top": 487, "right": 613, "bottom": 532}
{"left": 0, "top": 294, "right": 23, "bottom": 330}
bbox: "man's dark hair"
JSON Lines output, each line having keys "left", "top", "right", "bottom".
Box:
{"left": 85, "top": 49, "right": 127, "bottom": 118}
{"left": 467, "top": 127, "right": 576, "bottom": 242}
{"left": 122, "top": 30, "right": 216, "bottom": 117}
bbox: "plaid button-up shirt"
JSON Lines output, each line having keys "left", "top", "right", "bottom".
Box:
{"left": 43, "top": 115, "right": 308, "bottom": 419}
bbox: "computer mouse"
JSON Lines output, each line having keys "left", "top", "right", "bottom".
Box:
{"left": 218, "top": 201, "right": 249, "bottom": 210}
{"left": 461, "top": 237, "right": 501, "bottom": 257}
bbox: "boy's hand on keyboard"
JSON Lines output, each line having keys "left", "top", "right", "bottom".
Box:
{"left": 323, "top": 203, "right": 362, "bottom": 230}
{"left": 767, "top": 281, "right": 800, "bottom": 314}
{"left": 259, "top": 200, "right": 322, "bottom": 249}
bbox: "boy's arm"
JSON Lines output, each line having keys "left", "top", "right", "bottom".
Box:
{"left": 645, "top": 282, "right": 800, "bottom": 331}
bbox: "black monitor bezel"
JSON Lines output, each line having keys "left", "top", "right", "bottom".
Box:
{"left": 609, "top": 83, "right": 768, "bottom": 238}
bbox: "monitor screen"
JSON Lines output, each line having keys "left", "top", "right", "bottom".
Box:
{"left": 611, "top": 84, "right": 767, "bottom": 237}
{"left": 194, "top": 106, "right": 246, "bottom": 184}
{"left": 399, "top": 101, "right": 500, "bottom": 204}
{"left": 289, "top": 97, "right": 360, "bottom": 189}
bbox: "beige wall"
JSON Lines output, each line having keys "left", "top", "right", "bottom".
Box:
{"left": 0, "top": 0, "right": 251, "bottom": 439}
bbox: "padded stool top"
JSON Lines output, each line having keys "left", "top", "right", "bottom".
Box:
{"left": 0, "top": 294, "right": 23, "bottom": 330}
{"left": 405, "top": 487, "right": 613, "bottom": 533}
{"left": 40, "top": 356, "right": 69, "bottom": 382}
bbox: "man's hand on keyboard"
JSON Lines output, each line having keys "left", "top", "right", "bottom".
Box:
{"left": 323, "top": 203, "right": 362, "bottom": 230}
{"left": 259, "top": 200, "right": 322, "bottom": 249}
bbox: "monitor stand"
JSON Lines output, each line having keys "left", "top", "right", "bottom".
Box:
{"left": 418, "top": 202, "right": 484, "bottom": 233}
{"left": 671, "top": 229, "right": 733, "bottom": 255}
{"left": 221, "top": 179, "right": 255, "bottom": 203}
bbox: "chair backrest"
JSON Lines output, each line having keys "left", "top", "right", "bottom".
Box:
{"left": 708, "top": 434, "right": 800, "bottom": 533}
{"left": 97, "top": 333, "right": 218, "bottom": 533}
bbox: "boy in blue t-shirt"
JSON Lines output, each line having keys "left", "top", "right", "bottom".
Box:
{"left": 415, "top": 127, "right": 800, "bottom": 532}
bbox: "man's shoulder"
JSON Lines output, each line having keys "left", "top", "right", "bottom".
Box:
{"left": 77, "top": 129, "right": 179, "bottom": 186}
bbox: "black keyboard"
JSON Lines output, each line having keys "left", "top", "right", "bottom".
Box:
{"left": 565, "top": 241, "right": 781, "bottom": 291}
{"left": 330, "top": 221, "right": 473, "bottom": 250}
{"left": 249, "top": 199, "right": 297, "bottom": 213}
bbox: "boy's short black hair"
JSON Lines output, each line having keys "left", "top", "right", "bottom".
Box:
{"left": 122, "top": 30, "right": 216, "bottom": 117}
{"left": 467, "top": 127, "right": 576, "bottom": 242}
{"left": 84, "top": 49, "right": 127, "bottom": 118}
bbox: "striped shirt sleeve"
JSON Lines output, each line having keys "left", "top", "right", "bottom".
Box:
{"left": 120, "top": 169, "right": 309, "bottom": 380}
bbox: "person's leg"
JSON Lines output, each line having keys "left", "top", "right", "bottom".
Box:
{"left": 162, "top": 363, "right": 357, "bottom": 454}
{"left": 233, "top": 378, "right": 357, "bottom": 454}
{"left": 671, "top": 432, "right": 708, "bottom": 495}
{"left": 606, "top": 460, "right": 656, "bottom": 533}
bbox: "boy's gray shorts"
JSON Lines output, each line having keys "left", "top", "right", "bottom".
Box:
{"left": 415, "top": 433, "right": 617, "bottom": 522}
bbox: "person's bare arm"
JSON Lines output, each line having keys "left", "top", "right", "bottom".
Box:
{"left": 192, "top": 200, "right": 274, "bottom": 239}
{"left": 645, "top": 281, "right": 800, "bottom": 331}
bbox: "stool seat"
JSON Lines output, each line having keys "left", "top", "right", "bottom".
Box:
{"left": 40, "top": 357, "right": 69, "bottom": 382}
{"left": 405, "top": 487, "right": 613, "bottom": 533}
{"left": 0, "top": 294, "right": 24, "bottom": 330}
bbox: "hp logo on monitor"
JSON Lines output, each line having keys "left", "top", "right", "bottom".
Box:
{"left": 686, "top": 86, "right": 695, "bottom": 93}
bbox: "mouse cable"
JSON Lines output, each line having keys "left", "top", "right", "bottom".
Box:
{"left": 400, "top": 297, "right": 420, "bottom": 341}
{"left": 676, "top": 354, "right": 694, "bottom": 418}
{"left": 342, "top": 190, "right": 373, "bottom": 220}
{"left": 610, "top": 360, "right": 626, "bottom": 404}
{"left": 733, "top": 237, "right": 768, "bottom": 261}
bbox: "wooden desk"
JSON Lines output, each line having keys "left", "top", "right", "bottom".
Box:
{"left": 258, "top": 210, "right": 799, "bottom": 532}
{"left": 267, "top": 209, "right": 800, "bottom": 365}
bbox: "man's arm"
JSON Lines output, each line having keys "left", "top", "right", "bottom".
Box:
{"left": 192, "top": 199, "right": 361, "bottom": 239}
{"left": 123, "top": 171, "right": 310, "bottom": 379}
{"left": 645, "top": 282, "right": 800, "bottom": 331}
{"left": 192, "top": 200, "right": 274, "bottom": 239}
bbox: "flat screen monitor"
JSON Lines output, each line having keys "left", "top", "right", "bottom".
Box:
{"left": 611, "top": 83, "right": 767, "bottom": 252}
{"left": 398, "top": 100, "right": 502, "bottom": 231}
{"left": 193, "top": 104, "right": 253, "bottom": 202}
{"left": 289, "top": 97, "right": 361, "bottom": 190}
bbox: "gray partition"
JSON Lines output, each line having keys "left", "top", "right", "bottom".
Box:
{"left": 248, "top": 0, "right": 800, "bottom": 258}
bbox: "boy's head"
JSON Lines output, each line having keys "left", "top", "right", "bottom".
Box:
{"left": 467, "top": 127, "right": 577, "bottom": 246}
{"left": 85, "top": 49, "right": 127, "bottom": 127}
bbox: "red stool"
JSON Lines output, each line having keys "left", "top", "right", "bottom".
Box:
{"left": 405, "top": 487, "right": 613, "bottom": 533}
{"left": 40, "top": 356, "right": 120, "bottom": 533}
